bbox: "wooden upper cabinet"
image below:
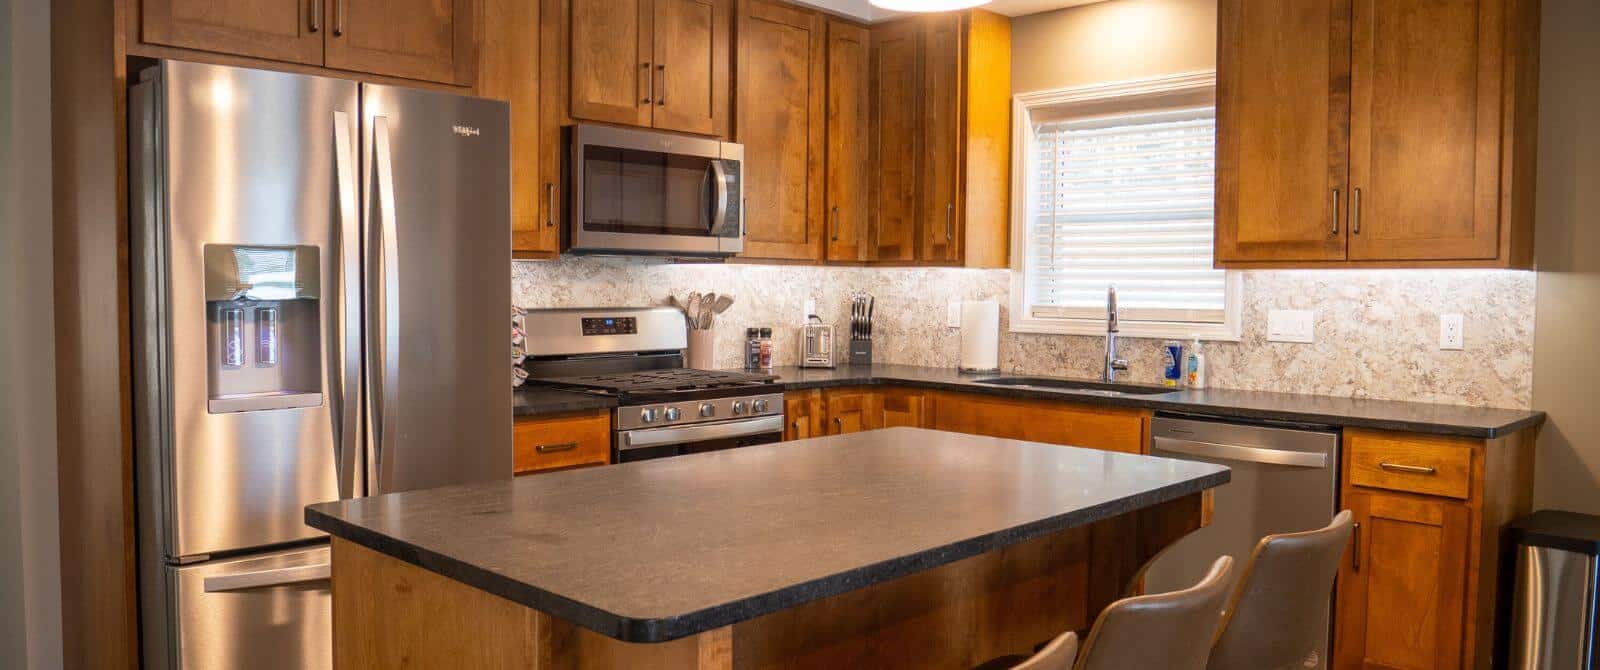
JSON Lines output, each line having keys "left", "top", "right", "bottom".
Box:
{"left": 1335, "top": 489, "right": 1471, "bottom": 670}
{"left": 825, "top": 19, "right": 871, "bottom": 262}
{"left": 652, "top": 0, "right": 730, "bottom": 135}
{"left": 919, "top": 14, "right": 963, "bottom": 264}
{"left": 736, "top": 0, "right": 826, "bottom": 261}
{"left": 1345, "top": 0, "right": 1504, "bottom": 262}
{"left": 141, "top": 0, "right": 326, "bottom": 65}
{"left": 570, "top": 0, "right": 654, "bottom": 127}
{"left": 323, "top": 0, "right": 477, "bottom": 84}
{"left": 868, "top": 19, "right": 921, "bottom": 263}
{"left": 1215, "top": 0, "right": 1350, "bottom": 263}
{"left": 568, "top": 0, "right": 730, "bottom": 136}
{"left": 479, "top": 0, "right": 558, "bottom": 258}
{"left": 1217, "top": 0, "right": 1538, "bottom": 268}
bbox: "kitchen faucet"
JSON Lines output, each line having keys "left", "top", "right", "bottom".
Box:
{"left": 1105, "top": 286, "right": 1129, "bottom": 382}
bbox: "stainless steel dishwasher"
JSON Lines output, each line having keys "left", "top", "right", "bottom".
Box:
{"left": 1144, "top": 412, "right": 1341, "bottom": 668}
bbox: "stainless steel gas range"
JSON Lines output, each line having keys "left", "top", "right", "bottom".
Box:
{"left": 521, "top": 307, "right": 784, "bottom": 463}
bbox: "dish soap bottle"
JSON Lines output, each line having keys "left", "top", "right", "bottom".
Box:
{"left": 1184, "top": 337, "right": 1206, "bottom": 389}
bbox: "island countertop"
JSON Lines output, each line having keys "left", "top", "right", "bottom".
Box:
{"left": 305, "top": 427, "right": 1229, "bottom": 643}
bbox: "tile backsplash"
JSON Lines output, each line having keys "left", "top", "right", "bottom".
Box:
{"left": 514, "top": 258, "right": 1535, "bottom": 409}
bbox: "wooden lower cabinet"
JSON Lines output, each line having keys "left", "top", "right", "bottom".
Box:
{"left": 932, "top": 391, "right": 1148, "bottom": 454}
{"left": 879, "top": 387, "right": 929, "bottom": 429}
{"left": 513, "top": 410, "right": 611, "bottom": 474}
{"left": 822, "top": 387, "right": 882, "bottom": 435}
{"left": 1333, "top": 427, "right": 1537, "bottom": 670}
{"left": 1336, "top": 489, "right": 1472, "bottom": 670}
{"left": 784, "top": 389, "right": 823, "bottom": 441}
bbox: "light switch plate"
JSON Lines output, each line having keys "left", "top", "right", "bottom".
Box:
{"left": 1439, "top": 313, "right": 1465, "bottom": 350}
{"left": 948, "top": 302, "right": 962, "bottom": 328}
{"left": 1267, "top": 309, "right": 1316, "bottom": 343}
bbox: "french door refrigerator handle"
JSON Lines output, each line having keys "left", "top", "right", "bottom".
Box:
{"left": 203, "top": 563, "right": 330, "bottom": 592}
{"left": 333, "top": 110, "right": 362, "bottom": 499}
{"left": 368, "top": 115, "right": 401, "bottom": 494}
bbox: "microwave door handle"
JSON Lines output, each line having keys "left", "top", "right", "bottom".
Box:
{"left": 368, "top": 116, "right": 401, "bottom": 494}
{"left": 710, "top": 160, "right": 731, "bottom": 235}
{"left": 332, "top": 110, "right": 362, "bottom": 499}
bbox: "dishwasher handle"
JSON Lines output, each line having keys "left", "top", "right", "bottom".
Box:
{"left": 1152, "top": 435, "right": 1330, "bottom": 468}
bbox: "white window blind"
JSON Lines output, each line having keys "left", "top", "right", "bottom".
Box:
{"left": 1026, "top": 105, "right": 1225, "bottom": 324}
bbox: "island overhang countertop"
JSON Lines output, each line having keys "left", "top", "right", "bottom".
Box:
{"left": 305, "top": 427, "right": 1230, "bottom": 643}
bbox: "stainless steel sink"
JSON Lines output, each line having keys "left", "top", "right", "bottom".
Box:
{"left": 971, "top": 376, "right": 1176, "bottom": 396}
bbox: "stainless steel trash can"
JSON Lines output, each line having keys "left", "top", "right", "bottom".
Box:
{"left": 1507, "top": 511, "right": 1600, "bottom": 669}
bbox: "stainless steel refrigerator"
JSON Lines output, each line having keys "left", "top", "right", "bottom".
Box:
{"left": 130, "top": 60, "right": 512, "bottom": 669}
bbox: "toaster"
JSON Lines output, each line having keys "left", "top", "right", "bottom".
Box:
{"left": 800, "top": 322, "right": 834, "bottom": 368}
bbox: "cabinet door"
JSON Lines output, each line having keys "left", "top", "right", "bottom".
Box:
{"left": 651, "top": 0, "right": 731, "bottom": 136}
{"left": 919, "top": 14, "right": 962, "bottom": 264}
{"left": 513, "top": 411, "right": 611, "bottom": 474}
{"left": 825, "top": 19, "right": 872, "bottom": 262}
{"left": 824, "top": 388, "right": 882, "bottom": 435}
{"left": 868, "top": 20, "right": 921, "bottom": 262}
{"left": 570, "top": 0, "right": 654, "bottom": 127}
{"left": 879, "top": 388, "right": 929, "bottom": 429}
{"left": 142, "top": 0, "right": 324, "bottom": 65}
{"left": 536, "top": 0, "right": 572, "bottom": 257}
{"left": 1345, "top": 0, "right": 1503, "bottom": 261}
{"left": 1335, "top": 489, "right": 1470, "bottom": 670}
{"left": 1215, "top": 0, "right": 1351, "bottom": 263}
{"left": 323, "top": 0, "right": 477, "bottom": 84}
{"left": 480, "top": 0, "right": 555, "bottom": 257}
{"left": 737, "top": 0, "right": 825, "bottom": 261}
{"left": 784, "top": 390, "right": 823, "bottom": 441}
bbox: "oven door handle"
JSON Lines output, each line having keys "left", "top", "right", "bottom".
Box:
{"left": 620, "top": 416, "right": 785, "bottom": 450}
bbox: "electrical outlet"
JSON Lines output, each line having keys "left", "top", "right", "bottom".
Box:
{"left": 1439, "top": 313, "right": 1465, "bottom": 350}
{"left": 1267, "top": 310, "right": 1315, "bottom": 343}
{"left": 803, "top": 298, "right": 816, "bottom": 323}
{"left": 948, "top": 302, "right": 962, "bottom": 328}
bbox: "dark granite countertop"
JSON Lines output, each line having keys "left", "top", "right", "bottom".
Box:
{"left": 766, "top": 364, "right": 1544, "bottom": 439}
{"left": 512, "top": 387, "right": 617, "bottom": 418}
{"left": 305, "top": 427, "right": 1229, "bottom": 643}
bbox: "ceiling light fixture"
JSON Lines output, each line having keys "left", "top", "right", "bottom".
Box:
{"left": 868, "top": 0, "right": 993, "bottom": 12}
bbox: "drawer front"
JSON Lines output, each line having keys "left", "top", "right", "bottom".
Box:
{"left": 1347, "top": 430, "right": 1473, "bottom": 499}
{"left": 514, "top": 411, "right": 611, "bottom": 474}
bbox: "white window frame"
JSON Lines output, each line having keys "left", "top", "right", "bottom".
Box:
{"left": 1009, "top": 71, "right": 1242, "bottom": 341}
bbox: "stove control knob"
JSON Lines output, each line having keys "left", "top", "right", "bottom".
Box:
{"left": 664, "top": 407, "right": 682, "bottom": 422}
{"left": 699, "top": 403, "right": 716, "bottom": 418}
{"left": 731, "top": 401, "right": 747, "bottom": 416}
{"left": 753, "top": 399, "right": 770, "bottom": 413}
{"left": 640, "top": 408, "right": 659, "bottom": 424}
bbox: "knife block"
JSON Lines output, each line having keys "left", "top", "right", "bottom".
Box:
{"left": 848, "top": 340, "right": 872, "bottom": 366}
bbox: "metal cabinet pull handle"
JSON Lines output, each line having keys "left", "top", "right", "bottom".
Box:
{"left": 656, "top": 64, "right": 666, "bottom": 105}
{"left": 831, "top": 206, "right": 840, "bottom": 242}
{"left": 833, "top": 417, "right": 842, "bottom": 431}
{"left": 1330, "top": 188, "right": 1340, "bottom": 236}
{"left": 309, "top": 0, "right": 321, "bottom": 32}
{"left": 791, "top": 420, "right": 801, "bottom": 435}
{"left": 545, "top": 183, "right": 556, "bottom": 228}
{"left": 1379, "top": 462, "right": 1437, "bottom": 475}
{"left": 332, "top": 0, "right": 344, "bottom": 36}
{"left": 945, "top": 202, "right": 954, "bottom": 241}
{"left": 1352, "top": 187, "right": 1362, "bottom": 234}
{"left": 1351, "top": 521, "right": 1361, "bottom": 571}
{"left": 536, "top": 442, "right": 579, "bottom": 454}
{"left": 641, "top": 63, "right": 653, "bottom": 104}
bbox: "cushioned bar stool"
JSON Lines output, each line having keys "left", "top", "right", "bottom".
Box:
{"left": 1206, "top": 510, "right": 1354, "bottom": 670}
{"left": 973, "top": 555, "right": 1235, "bottom": 670}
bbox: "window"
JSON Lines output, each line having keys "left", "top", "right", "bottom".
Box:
{"left": 1010, "top": 72, "right": 1241, "bottom": 340}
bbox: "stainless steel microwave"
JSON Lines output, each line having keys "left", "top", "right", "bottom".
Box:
{"left": 569, "top": 124, "right": 744, "bottom": 257}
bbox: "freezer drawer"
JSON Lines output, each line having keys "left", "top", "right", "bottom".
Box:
{"left": 168, "top": 545, "right": 332, "bottom": 670}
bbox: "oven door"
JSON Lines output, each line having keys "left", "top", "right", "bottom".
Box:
{"left": 616, "top": 415, "right": 783, "bottom": 463}
{"left": 570, "top": 124, "right": 743, "bottom": 257}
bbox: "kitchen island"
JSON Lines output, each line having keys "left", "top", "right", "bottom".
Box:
{"left": 305, "top": 427, "right": 1229, "bottom": 669}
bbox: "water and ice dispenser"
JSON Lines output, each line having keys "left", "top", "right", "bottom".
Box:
{"left": 203, "top": 245, "right": 323, "bottom": 413}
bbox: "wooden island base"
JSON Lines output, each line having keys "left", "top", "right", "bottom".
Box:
{"left": 331, "top": 493, "right": 1206, "bottom": 670}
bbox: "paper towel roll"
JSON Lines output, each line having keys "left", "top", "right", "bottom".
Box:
{"left": 959, "top": 301, "right": 1000, "bottom": 373}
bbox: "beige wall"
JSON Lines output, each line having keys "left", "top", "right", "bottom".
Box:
{"left": 1532, "top": 0, "right": 1600, "bottom": 514}
{"left": 1011, "top": 0, "right": 1217, "bottom": 93}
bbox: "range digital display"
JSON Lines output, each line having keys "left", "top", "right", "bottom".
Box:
{"left": 581, "top": 317, "right": 637, "bottom": 336}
